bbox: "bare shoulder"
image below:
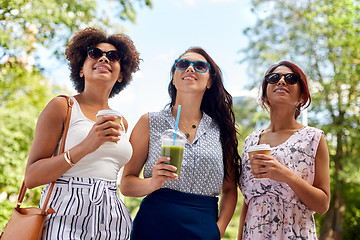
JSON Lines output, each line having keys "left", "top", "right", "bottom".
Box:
{"left": 137, "top": 113, "right": 149, "bottom": 126}
{"left": 136, "top": 113, "right": 150, "bottom": 130}
{"left": 27, "top": 96, "right": 70, "bottom": 165}
{"left": 34, "top": 96, "right": 70, "bottom": 139}
{"left": 316, "top": 134, "right": 329, "bottom": 158}
{"left": 39, "top": 96, "right": 69, "bottom": 124}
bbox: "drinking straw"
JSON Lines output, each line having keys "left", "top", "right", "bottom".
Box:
{"left": 173, "top": 105, "right": 181, "bottom": 144}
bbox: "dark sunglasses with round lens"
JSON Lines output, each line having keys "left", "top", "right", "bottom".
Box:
{"left": 174, "top": 59, "right": 210, "bottom": 73}
{"left": 265, "top": 73, "right": 300, "bottom": 85}
{"left": 87, "top": 47, "right": 123, "bottom": 63}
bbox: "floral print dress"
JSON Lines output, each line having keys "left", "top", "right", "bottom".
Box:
{"left": 239, "top": 126, "right": 323, "bottom": 239}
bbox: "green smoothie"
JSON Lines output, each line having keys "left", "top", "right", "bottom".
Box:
{"left": 161, "top": 145, "right": 184, "bottom": 175}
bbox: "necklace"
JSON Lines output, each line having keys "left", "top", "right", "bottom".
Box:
{"left": 179, "top": 120, "right": 198, "bottom": 139}
{"left": 171, "top": 108, "right": 201, "bottom": 139}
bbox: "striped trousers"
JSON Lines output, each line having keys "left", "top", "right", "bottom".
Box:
{"left": 39, "top": 177, "right": 132, "bottom": 240}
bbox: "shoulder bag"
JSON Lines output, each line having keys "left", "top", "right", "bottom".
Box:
{"left": 0, "top": 95, "right": 74, "bottom": 240}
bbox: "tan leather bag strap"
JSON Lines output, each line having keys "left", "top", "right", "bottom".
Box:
{"left": 58, "top": 95, "right": 74, "bottom": 154}
{"left": 17, "top": 95, "right": 74, "bottom": 214}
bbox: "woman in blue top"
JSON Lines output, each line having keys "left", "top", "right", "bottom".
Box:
{"left": 121, "top": 47, "right": 240, "bottom": 239}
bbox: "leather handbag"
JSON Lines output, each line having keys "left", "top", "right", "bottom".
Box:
{"left": 0, "top": 95, "right": 74, "bottom": 240}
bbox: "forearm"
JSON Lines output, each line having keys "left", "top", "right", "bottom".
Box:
{"left": 120, "top": 175, "right": 157, "bottom": 197}
{"left": 286, "top": 171, "right": 329, "bottom": 214}
{"left": 253, "top": 137, "right": 330, "bottom": 215}
{"left": 25, "top": 142, "right": 91, "bottom": 188}
{"left": 25, "top": 154, "right": 72, "bottom": 188}
{"left": 217, "top": 186, "right": 237, "bottom": 237}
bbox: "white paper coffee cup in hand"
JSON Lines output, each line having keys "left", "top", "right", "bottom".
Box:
{"left": 248, "top": 144, "right": 272, "bottom": 171}
{"left": 96, "top": 109, "right": 122, "bottom": 147}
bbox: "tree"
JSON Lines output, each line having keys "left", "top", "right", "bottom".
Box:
{"left": 1, "top": 0, "right": 152, "bottom": 108}
{"left": 0, "top": 0, "right": 152, "bottom": 230}
{"left": 1, "top": 0, "right": 152, "bottom": 59}
{"left": 233, "top": 96, "right": 270, "bottom": 141}
{"left": 241, "top": 0, "right": 360, "bottom": 239}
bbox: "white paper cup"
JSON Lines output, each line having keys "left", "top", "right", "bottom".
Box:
{"left": 248, "top": 144, "right": 272, "bottom": 170}
{"left": 96, "top": 109, "right": 122, "bottom": 147}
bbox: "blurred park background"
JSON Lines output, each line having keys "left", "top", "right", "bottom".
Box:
{"left": 1, "top": 0, "right": 359, "bottom": 239}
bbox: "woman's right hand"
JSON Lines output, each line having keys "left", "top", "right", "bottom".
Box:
{"left": 150, "top": 156, "right": 178, "bottom": 190}
{"left": 80, "top": 115, "right": 122, "bottom": 154}
{"left": 121, "top": 113, "right": 178, "bottom": 197}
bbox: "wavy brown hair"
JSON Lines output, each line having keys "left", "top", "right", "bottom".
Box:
{"left": 168, "top": 47, "right": 241, "bottom": 182}
{"left": 65, "top": 27, "right": 140, "bottom": 98}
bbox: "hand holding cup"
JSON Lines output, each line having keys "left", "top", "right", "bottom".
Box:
{"left": 248, "top": 144, "right": 272, "bottom": 178}
{"left": 161, "top": 129, "right": 186, "bottom": 176}
{"left": 96, "top": 109, "right": 123, "bottom": 147}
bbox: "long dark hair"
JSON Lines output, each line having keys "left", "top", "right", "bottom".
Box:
{"left": 168, "top": 47, "right": 241, "bottom": 182}
{"left": 260, "top": 61, "right": 311, "bottom": 119}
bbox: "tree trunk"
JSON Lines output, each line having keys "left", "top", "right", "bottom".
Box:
{"left": 320, "top": 126, "right": 345, "bottom": 240}
{"left": 333, "top": 187, "right": 345, "bottom": 240}
{"left": 319, "top": 187, "right": 345, "bottom": 240}
{"left": 319, "top": 203, "right": 334, "bottom": 240}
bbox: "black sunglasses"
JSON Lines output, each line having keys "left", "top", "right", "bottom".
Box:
{"left": 87, "top": 47, "right": 123, "bottom": 63}
{"left": 265, "top": 73, "right": 300, "bottom": 85}
{"left": 174, "top": 59, "right": 210, "bottom": 73}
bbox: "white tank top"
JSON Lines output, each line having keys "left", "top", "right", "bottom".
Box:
{"left": 59, "top": 96, "right": 133, "bottom": 181}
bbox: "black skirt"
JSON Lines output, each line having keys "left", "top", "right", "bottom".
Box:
{"left": 131, "top": 188, "right": 220, "bottom": 240}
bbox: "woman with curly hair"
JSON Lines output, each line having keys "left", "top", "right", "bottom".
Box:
{"left": 24, "top": 27, "right": 140, "bottom": 239}
{"left": 121, "top": 47, "right": 240, "bottom": 240}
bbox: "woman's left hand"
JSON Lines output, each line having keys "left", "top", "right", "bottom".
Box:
{"left": 250, "top": 154, "right": 294, "bottom": 182}
{"left": 217, "top": 224, "right": 225, "bottom": 239}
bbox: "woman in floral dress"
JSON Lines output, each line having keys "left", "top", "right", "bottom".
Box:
{"left": 238, "top": 61, "right": 330, "bottom": 240}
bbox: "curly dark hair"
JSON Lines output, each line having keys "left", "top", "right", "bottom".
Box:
{"left": 168, "top": 47, "right": 241, "bottom": 183}
{"left": 65, "top": 27, "right": 140, "bottom": 98}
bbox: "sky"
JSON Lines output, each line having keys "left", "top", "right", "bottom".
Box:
{"left": 41, "top": 0, "right": 257, "bottom": 131}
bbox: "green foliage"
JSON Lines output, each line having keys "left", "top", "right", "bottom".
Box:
{"left": 0, "top": 106, "right": 45, "bottom": 230}
{"left": 1, "top": 61, "right": 53, "bottom": 109}
{"left": 0, "top": 200, "right": 14, "bottom": 231}
{"left": 343, "top": 183, "right": 360, "bottom": 240}
{"left": 117, "top": 0, "right": 153, "bottom": 23}
{"left": 0, "top": 108, "right": 36, "bottom": 192}
{"left": 233, "top": 96, "right": 269, "bottom": 142}
{"left": 1, "top": 0, "right": 96, "bottom": 57}
{"left": 0, "top": 0, "right": 152, "bottom": 59}
{"left": 124, "top": 196, "right": 144, "bottom": 217}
